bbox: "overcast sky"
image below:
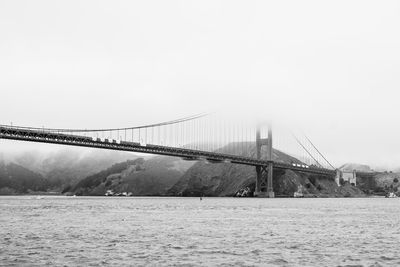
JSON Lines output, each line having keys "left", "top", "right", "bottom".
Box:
{"left": 1, "top": 0, "right": 400, "bottom": 168}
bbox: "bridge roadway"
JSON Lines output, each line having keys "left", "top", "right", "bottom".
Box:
{"left": 0, "top": 126, "right": 335, "bottom": 176}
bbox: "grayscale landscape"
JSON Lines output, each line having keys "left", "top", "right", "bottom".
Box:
{"left": 1, "top": 0, "right": 400, "bottom": 266}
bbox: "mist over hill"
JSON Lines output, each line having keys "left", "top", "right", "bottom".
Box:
{"left": 67, "top": 156, "right": 195, "bottom": 196}
{"left": 8, "top": 148, "right": 138, "bottom": 190}
{"left": 0, "top": 142, "right": 394, "bottom": 197}
{"left": 0, "top": 162, "right": 49, "bottom": 194}
{"left": 339, "top": 163, "right": 372, "bottom": 172}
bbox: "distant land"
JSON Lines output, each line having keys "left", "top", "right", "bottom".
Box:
{"left": 0, "top": 144, "right": 399, "bottom": 197}
{"left": 0, "top": 149, "right": 137, "bottom": 194}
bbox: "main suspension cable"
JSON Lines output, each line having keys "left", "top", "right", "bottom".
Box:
{"left": 1, "top": 113, "right": 208, "bottom": 133}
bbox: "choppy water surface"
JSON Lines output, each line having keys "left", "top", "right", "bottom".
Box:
{"left": 1, "top": 197, "right": 399, "bottom": 266}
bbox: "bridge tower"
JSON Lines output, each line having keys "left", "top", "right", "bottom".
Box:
{"left": 335, "top": 169, "right": 342, "bottom": 186}
{"left": 254, "top": 124, "right": 275, "bottom": 198}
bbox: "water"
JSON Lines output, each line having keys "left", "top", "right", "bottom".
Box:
{"left": 0, "top": 197, "right": 399, "bottom": 266}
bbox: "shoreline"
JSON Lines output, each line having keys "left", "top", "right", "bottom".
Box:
{"left": 0, "top": 193, "right": 389, "bottom": 198}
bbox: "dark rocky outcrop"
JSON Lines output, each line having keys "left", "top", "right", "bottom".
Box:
{"left": 168, "top": 142, "right": 364, "bottom": 197}
{"left": 273, "top": 169, "right": 364, "bottom": 197}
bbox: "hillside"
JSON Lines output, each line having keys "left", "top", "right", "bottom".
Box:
{"left": 373, "top": 172, "right": 400, "bottom": 188}
{"left": 12, "top": 149, "right": 137, "bottom": 190}
{"left": 0, "top": 144, "right": 369, "bottom": 197}
{"left": 340, "top": 163, "right": 400, "bottom": 196}
{"left": 357, "top": 171, "right": 400, "bottom": 195}
{"left": 0, "top": 162, "right": 49, "bottom": 194}
{"left": 168, "top": 142, "right": 364, "bottom": 197}
{"left": 339, "top": 163, "right": 372, "bottom": 172}
{"left": 67, "top": 156, "right": 195, "bottom": 196}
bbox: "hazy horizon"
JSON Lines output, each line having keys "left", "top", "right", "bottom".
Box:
{"left": 1, "top": 0, "right": 400, "bottom": 169}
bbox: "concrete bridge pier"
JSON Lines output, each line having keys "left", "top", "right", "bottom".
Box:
{"left": 267, "top": 161, "right": 275, "bottom": 198}
{"left": 254, "top": 125, "right": 275, "bottom": 198}
{"left": 335, "top": 169, "right": 342, "bottom": 186}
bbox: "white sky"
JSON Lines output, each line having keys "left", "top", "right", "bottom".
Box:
{"left": 1, "top": 0, "right": 400, "bottom": 169}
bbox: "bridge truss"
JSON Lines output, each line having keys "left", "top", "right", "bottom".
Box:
{"left": 0, "top": 114, "right": 337, "bottom": 197}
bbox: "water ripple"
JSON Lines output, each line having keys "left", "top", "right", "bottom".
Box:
{"left": 1, "top": 196, "right": 399, "bottom": 266}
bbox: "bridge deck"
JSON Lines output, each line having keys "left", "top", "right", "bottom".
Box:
{"left": 0, "top": 126, "right": 335, "bottom": 176}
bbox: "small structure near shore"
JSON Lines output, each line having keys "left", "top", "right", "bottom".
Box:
{"left": 105, "top": 190, "right": 133, "bottom": 196}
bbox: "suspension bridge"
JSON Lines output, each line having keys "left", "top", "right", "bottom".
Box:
{"left": 0, "top": 113, "right": 349, "bottom": 197}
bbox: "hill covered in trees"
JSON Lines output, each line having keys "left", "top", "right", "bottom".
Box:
{"left": 0, "top": 162, "right": 49, "bottom": 194}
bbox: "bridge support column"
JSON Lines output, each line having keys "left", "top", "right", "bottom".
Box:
{"left": 335, "top": 169, "right": 342, "bottom": 186}
{"left": 254, "top": 124, "right": 275, "bottom": 198}
{"left": 255, "top": 165, "right": 261, "bottom": 194}
{"left": 266, "top": 125, "right": 274, "bottom": 198}
{"left": 353, "top": 170, "right": 357, "bottom": 186}
{"left": 255, "top": 166, "right": 268, "bottom": 197}
{"left": 267, "top": 161, "right": 275, "bottom": 198}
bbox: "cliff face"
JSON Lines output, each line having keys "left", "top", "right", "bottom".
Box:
{"left": 168, "top": 161, "right": 255, "bottom": 196}
{"left": 168, "top": 142, "right": 298, "bottom": 197}
{"left": 168, "top": 143, "right": 365, "bottom": 197}
{"left": 273, "top": 169, "right": 364, "bottom": 197}
{"left": 168, "top": 165, "right": 364, "bottom": 197}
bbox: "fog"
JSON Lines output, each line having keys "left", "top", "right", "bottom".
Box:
{"left": 1, "top": 0, "right": 400, "bottom": 169}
